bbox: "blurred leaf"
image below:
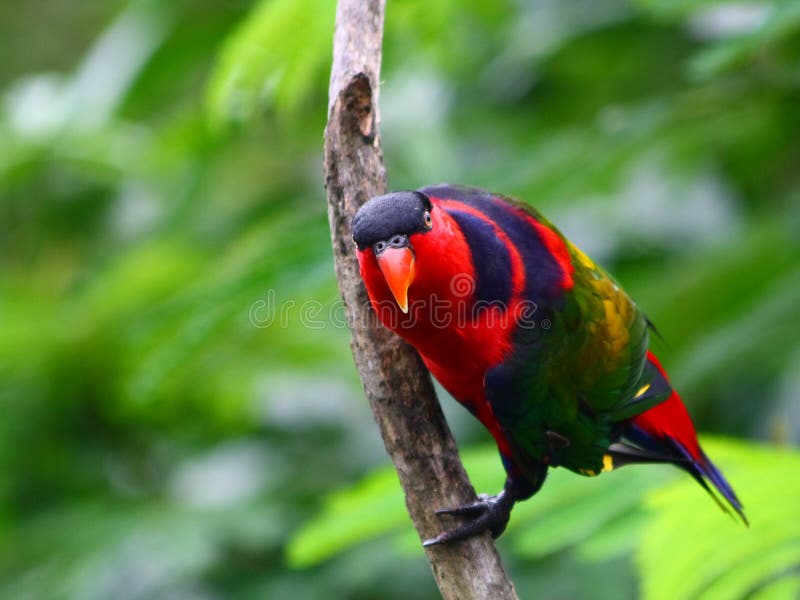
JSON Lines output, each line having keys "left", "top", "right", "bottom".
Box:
{"left": 0, "top": 499, "right": 286, "bottom": 600}
{"left": 510, "top": 469, "right": 658, "bottom": 559}
{"left": 634, "top": 0, "right": 770, "bottom": 19}
{"left": 688, "top": 3, "right": 800, "bottom": 80}
{"left": 286, "top": 467, "right": 407, "bottom": 568}
{"left": 752, "top": 574, "right": 800, "bottom": 600}
{"left": 638, "top": 439, "right": 800, "bottom": 600}
{"left": 576, "top": 509, "right": 649, "bottom": 562}
{"left": 206, "top": 0, "right": 335, "bottom": 127}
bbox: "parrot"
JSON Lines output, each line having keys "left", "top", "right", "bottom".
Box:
{"left": 350, "top": 184, "right": 746, "bottom": 546}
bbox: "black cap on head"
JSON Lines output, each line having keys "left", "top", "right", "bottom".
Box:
{"left": 351, "top": 191, "right": 432, "bottom": 250}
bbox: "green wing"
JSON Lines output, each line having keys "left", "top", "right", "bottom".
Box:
{"left": 485, "top": 235, "right": 662, "bottom": 478}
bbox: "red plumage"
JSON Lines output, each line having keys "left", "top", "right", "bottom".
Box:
{"left": 633, "top": 351, "right": 703, "bottom": 461}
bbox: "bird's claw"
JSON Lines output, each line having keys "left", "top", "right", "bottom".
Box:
{"left": 433, "top": 494, "right": 492, "bottom": 518}
{"left": 423, "top": 491, "right": 514, "bottom": 547}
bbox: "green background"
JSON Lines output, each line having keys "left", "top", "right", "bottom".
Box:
{"left": 1, "top": 0, "right": 799, "bottom": 598}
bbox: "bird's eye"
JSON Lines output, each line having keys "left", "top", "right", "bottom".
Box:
{"left": 423, "top": 210, "right": 432, "bottom": 228}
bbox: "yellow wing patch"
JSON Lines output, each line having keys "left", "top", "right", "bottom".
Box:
{"left": 593, "top": 278, "right": 633, "bottom": 370}
{"left": 569, "top": 242, "right": 597, "bottom": 271}
{"left": 570, "top": 239, "right": 636, "bottom": 365}
{"left": 602, "top": 454, "right": 614, "bottom": 472}
{"left": 580, "top": 454, "right": 615, "bottom": 476}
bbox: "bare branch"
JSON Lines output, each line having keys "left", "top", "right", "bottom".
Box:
{"left": 323, "top": 1, "right": 518, "bottom": 598}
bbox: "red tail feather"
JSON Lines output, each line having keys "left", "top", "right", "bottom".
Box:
{"left": 632, "top": 352, "right": 702, "bottom": 460}
{"left": 629, "top": 352, "right": 747, "bottom": 524}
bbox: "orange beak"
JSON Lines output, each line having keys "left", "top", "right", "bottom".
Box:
{"left": 376, "top": 246, "right": 416, "bottom": 313}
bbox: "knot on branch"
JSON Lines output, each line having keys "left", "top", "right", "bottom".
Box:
{"left": 341, "top": 73, "right": 375, "bottom": 141}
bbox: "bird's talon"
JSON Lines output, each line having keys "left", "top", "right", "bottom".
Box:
{"left": 422, "top": 535, "right": 444, "bottom": 547}
{"left": 434, "top": 499, "right": 490, "bottom": 518}
{"left": 424, "top": 491, "right": 514, "bottom": 546}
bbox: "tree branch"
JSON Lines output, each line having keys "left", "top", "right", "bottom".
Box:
{"left": 323, "top": 1, "right": 518, "bottom": 598}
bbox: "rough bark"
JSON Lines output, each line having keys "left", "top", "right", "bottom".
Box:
{"left": 323, "top": 1, "right": 518, "bottom": 599}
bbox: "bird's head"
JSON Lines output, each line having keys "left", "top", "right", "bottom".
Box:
{"left": 351, "top": 191, "right": 434, "bottom": 313}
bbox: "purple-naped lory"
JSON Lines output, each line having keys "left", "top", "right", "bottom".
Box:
{"left": 351, "top": 185, "right": 746, "bottom": 545}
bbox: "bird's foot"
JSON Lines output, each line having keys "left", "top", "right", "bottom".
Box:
{"left": 422, "top": 490, "right": 515, "bottom": 547}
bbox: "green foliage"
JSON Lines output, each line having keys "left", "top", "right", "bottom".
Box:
{"left": 290, "top": 439, "right": 800, "bottom": 599}
{"left": 688, "top": 3, "right": 800, "bottom": 80}
{"left": 207, "top": 0, "right": 336, "bottom": 127}
{"left": 1, "top": 0, "right": 799, "bottom": 597}
{"left": 638, "top": 439, "right": 800, "bottom": 600}
{"left": 287, "top": 463, "right": 407, "bottom": 568}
